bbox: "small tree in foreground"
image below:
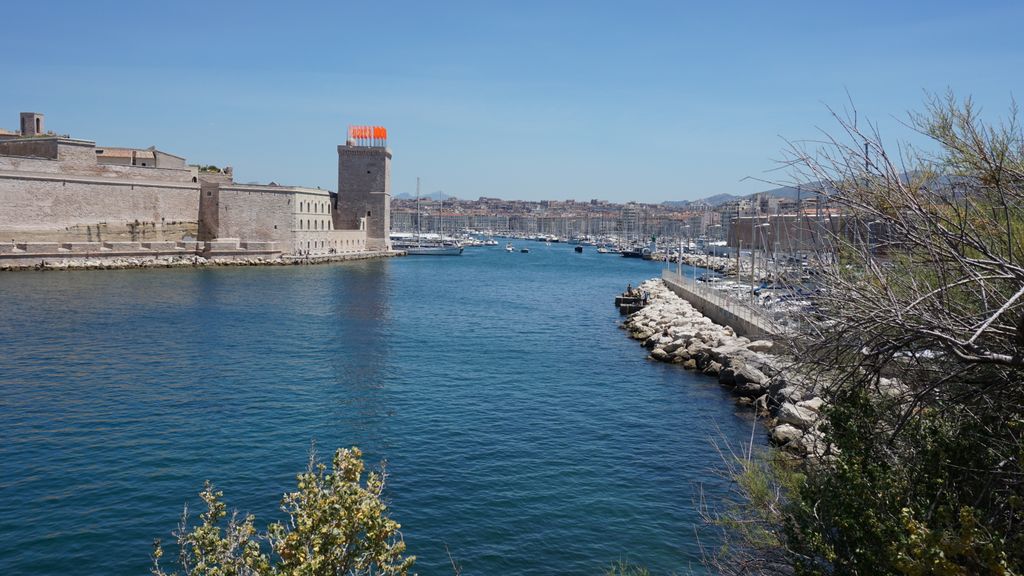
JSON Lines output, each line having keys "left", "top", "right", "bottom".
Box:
{"left": 703, "top": 93, "right": 1024, "bottom": 575}
{"left": 152, "top": 447, "right": 415, "bottom": 576}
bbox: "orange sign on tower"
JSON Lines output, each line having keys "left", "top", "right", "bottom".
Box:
{"left": 348, "top": 125, "right": 388, "bottom": 147}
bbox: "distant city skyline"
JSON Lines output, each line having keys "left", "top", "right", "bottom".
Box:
{"left": 2, "top": 0, "right": 1021, "bottom": 202}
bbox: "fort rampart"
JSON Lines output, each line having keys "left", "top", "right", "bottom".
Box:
{"left": 0, "top": 138, "right": 200, "bottom": 243}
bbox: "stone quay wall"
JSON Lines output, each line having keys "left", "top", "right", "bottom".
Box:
{"left": 0, "top": 238, "right": 403, "bottom": 271}
{"left": 661, "top": 269, "right": 778, "bottom": 339}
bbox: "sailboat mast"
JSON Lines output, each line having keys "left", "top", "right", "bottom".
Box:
{"left": 416, "top": 177, "right": 421, "bottom": 246}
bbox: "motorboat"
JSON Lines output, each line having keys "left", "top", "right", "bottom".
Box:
{"left": 520, "top": 247, "right": 530, "bottom": 253}
{"left": 506, "top": 243, "right": 515, "bottom": 252}
{"left": 403, "top": 244, "right": 464, "bottom": 256}
{"left": 574, "top": 245, "right": 583, "bottom": 253}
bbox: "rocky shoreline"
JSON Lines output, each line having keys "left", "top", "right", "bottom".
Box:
{"left": 622, "top": 278, "right": 827, "bottom": 457}
{"left": 0, "top": 251, "right": 402, "bottom": 272}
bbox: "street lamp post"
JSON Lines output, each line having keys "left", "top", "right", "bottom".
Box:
{"left": 681, "top": 224, "right": 691, "bottom": 281}
{"left": 754, "top": 222, "right": 771, "bottom": 302}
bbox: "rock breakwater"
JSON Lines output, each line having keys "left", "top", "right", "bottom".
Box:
{"left": 0, "top": 251, "right": 401, "bottom": 272}
{"left": 622, "top": 278, "right": 827, "bottom": 457}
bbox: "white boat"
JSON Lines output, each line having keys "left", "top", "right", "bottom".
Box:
{"left": 597, "top": 247, "right": 609, "bottom": 254}
{"left": 399, "top": 178, "right": 463, "bottom": 256}
{"left": 404, "top": 244, "right": 464, "bottom": 256}
{"left": 505, "top": 243, "right": 515, "bottom": 252}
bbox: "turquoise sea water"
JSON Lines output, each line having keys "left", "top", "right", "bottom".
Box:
{"left": 0, "top": 242, "right": 757, "bottom": 575}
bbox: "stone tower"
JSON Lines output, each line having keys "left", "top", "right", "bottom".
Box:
{"left": 335, "top": 126, "right": 391, "bottom": 251}
{"left": 20, "top": 112, "right": 44, "bottom": 136}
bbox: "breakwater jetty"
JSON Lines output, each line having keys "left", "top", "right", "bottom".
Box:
{"left": 621, "top": 278, "right": 827, "bottom": 457}
{"left": 661, "top": 270, "right": 777, "bottom": 338}
{"left": 0, "top": 243, "right": 401, "bottom": 271}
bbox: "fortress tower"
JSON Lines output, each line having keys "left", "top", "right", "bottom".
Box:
{"left": 20, "top": 112, "right": 44, "bottom": 136}
{"left": 335, "top": 125, "right": 391, "bottom": 251}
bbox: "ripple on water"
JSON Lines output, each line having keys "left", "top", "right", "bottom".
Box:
{"left": 0, "top": 245, "right": 758, "bottom": 575}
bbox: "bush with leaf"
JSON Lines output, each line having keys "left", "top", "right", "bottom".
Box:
{"left": 152, "top": 446, "right": 414, "bottom": 576}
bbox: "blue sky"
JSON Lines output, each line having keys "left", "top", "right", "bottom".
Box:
{"left": 3, "top": 0, "right": 1021, "bottom": 202}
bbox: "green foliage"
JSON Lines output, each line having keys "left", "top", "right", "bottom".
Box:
{"left": 605, "top": 560, "right": 652, "bottom": 576}
{"left": 708, "top": 93, "right": 1024, "bottom": 576}
{"left": 781, "top": 390, "right": 1023, "bottom": 576}
{"left": 152, "top": 447, "right": 414, "bottom": 576}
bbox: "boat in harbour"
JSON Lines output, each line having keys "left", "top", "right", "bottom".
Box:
{"left": 395, "top": 178, "right": 464, "bottom": 256}
{"left": 401, "top": 243, "right": 463, "bottom": 255}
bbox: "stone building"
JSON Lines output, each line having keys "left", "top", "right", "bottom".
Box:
{"left": 200, "top": 182, "right": 365, "bottom": 255}
{"left": 0, "top": 117, "right": 201, "bottom": 243}
{"left": 0, "top": 112, "right": 393, "bottom": 259}
{"left": 336, "top": 135, "right": 391, "bottom": 251}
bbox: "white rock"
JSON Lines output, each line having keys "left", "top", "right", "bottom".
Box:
{"left": 777, "top": 402, "right": 818, "bottom": 430}
{"left": 770, "top": 424, "right": 802, "bottom": 445}
{"left": 796, "top": 397, "right": 825, "bottom": 413}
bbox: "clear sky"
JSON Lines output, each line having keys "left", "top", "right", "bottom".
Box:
{"left": 2, "top": 0, "right": 1021, "bottom": 202}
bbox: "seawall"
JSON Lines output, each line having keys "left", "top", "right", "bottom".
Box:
{"left": 661, "top": 269, "right": 777, "bottom": 339}
{"left": 622, "top": 278, "right": 827, "bottom": 458}
{"left": 0, "top": 241, "right": 403, "bottom": 272}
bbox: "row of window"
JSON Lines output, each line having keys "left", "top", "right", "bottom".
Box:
{"left": 298, "top": 219, "right": 331, "bottom": 231}
{"left": 299, "top": 200, "right": 329, "bottom": 214}
{"left": 299, "top": 238, "right": 365, "bottom": 254}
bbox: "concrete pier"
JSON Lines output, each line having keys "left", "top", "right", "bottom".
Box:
{"left": 661, "top": 269, "right": 778, "bottom": 338}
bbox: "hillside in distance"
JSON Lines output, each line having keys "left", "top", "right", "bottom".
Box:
{"left": 394, "top": 190, "right": 453, "bottom": 201}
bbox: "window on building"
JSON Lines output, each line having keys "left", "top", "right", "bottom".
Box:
{"left": 299, "top": 220, "right": 303, "bottom": 229}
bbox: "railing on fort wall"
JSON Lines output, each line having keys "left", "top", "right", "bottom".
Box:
{"left": 661, "top": 269, "right": 782, "bottom": 338}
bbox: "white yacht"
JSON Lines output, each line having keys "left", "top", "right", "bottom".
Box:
{"left": 397, "top": 178, "right": 464, "bottom": 256}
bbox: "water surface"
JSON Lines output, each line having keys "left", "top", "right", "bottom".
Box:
{"left": 0, "top": 243, "right": 756, "bottom": 575}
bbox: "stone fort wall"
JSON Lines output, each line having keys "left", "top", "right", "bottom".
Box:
{"left": 0, "top": 120, "right": 390, "bottom": 256}
{"left": 0, "top": 139, "right": 200, "bottom": 242}
{"left": 211, "top": 184, "right": 366, "bottom": 255}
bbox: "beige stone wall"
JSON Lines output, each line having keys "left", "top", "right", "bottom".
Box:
{"left": 214, "top": 184, "right": 365, "bottom": 256}
{"left": 336, "top": 145, "right": 391, "bottom": 251}
{"left": 0, "top": 138, "right": 201, "bottom": 242}
{"left": 0, "top": 140, "right": 197, "bottom": 183}
{"left": 215, "top": 185, "right": 294, "bottom": 246}
{"left": 0, "top": 172, "right": 199, "bottom": 242}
